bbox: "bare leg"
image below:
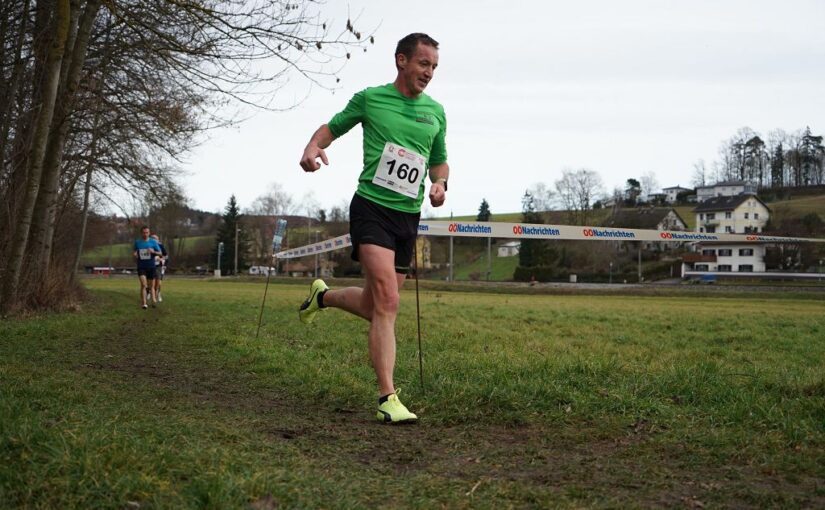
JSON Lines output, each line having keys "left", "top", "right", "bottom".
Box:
{"left": 139, "top": 276, "right": 148, "bottom": 306}
{"left": 322, "top": 244, "right": 406, "bottom": 396}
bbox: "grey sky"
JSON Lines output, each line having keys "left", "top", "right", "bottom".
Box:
{"left": 181, "top": 0, "right": 825, "bottom": 217}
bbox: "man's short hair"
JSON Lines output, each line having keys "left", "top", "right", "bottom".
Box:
{"left": 141, "top": 225, "right": 150, "bottom": 232}
{"left": 395, "top": 33, "right": 439, "bottom": 65}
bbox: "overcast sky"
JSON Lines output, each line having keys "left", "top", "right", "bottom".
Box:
{"left": 180, "top": 0, "right": 825, "bottom": 218}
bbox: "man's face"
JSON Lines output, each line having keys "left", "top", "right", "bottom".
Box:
{"left": 398, "top": 43, "right": 439, "bottom": 96}
{"left": 142, "top": 228, "right": 150, "bottom": 239}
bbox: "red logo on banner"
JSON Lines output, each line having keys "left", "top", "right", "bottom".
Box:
{"left": 448, "top": 223, "right": 458, "bottom": 233}
{"left": 660, "top": 232, "right": 672, "bottom": 239}
{"left": 746, "top": 235, "right": 757, "bottom": 241}
{"left": 583, "top": 229, "right": 594, "bottom": 237}
{"left": 513, "top": 225, "right": 523, "bottom": 235}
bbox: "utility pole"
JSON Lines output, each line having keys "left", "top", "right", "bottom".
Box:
{"left": 234, "top": 226, "right": 239, "bottom": 275}
{"left": 486, "top": 237, "right": 492, "bottom": 281}
{"left": 448, "top": 211, "right": 454, "bottom": 282}
{"left": 314, "top": 230, "right": 319, "bottom": 278}
{"left": 638, "top": 242, "right": 642, "bottom": 282}
{"left": 107, "top": 232, "right": 113, "bottom": 278}
{"left": 217, "top": 242, "right": 224, "bottom": 278}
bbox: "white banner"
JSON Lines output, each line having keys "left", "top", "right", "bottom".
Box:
{"left": 275, "top": 220, "right": 824, "bottom": 259}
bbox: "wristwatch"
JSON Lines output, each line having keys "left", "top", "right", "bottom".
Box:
{"left": 435, "top": 178, "right": 448, "bottom": 191}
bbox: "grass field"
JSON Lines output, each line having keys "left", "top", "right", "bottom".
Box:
{"left": 2, "top": 278, "right": 824, "bottom": 508}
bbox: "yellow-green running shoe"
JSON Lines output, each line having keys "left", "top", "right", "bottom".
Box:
{"left": 298, "top": 279, "right": 329, "bottom": 324}
{"left": 376, "top": 393, "right": 418, "bottom": 424}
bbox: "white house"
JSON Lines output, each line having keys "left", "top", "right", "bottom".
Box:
{"left": 695, "top": 180, "right": 757, "bottom": 202}
{"left": 603, "top": 207, "right": 688, "bottom": 251}
{"left": 681, "top": 242, "right": 767, "bottom": 275}
{"left": 662, "top": 185, "right": 692, "bottom": 204}
{"left": 693, "top": 194, "right": 770, "bottom": 234}
{"left": 497, "top": 241, "right": 520, "bottom": 257}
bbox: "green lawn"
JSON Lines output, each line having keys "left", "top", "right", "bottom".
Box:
{"left": 2, "top": 278, "right": 823, "bottom": 508}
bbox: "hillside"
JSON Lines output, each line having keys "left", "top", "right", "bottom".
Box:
{"left": 437, "top": 194, "right": 824, "bottom": 233}
{"left": 81, "top": 236, "right": 214, "bottom": 268}
{"left": 81, "top": 194, "right": 824, "bottom": 275}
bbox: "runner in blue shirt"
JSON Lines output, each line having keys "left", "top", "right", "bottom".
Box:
{"left": 133, "top": 226, "right": 161, "bottom": 309}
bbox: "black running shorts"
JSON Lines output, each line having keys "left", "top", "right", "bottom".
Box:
{"left": 137, "top": 267, "right": 156, "bottom": 280}
{"left": 349, "top": 193, "right": 420, "bottom": 274}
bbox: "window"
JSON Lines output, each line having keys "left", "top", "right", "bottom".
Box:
{"left": 725, "top": 226, "right": 733, "bottom": 233}
{"left": 699, "top": 227, "right": 704, "bottom": 233}
{"left": 725, "top": 212, "right": 732, "bottom": 219}
{"left": 738, "top": 265, "right": 753, "bottom": 272}
{"left": 695, "top": 264, "right": 709, "bottom": 271}
{"left": 739, "top": 248, "right": 754, "bottom": 256}
{"left": 707, "top": 213, "right": 716, "bottom": 220}
{"left": 702, "top": 249, "right": 715, "bottom": 255}
{"left": 717, "top": 265, "right": 732, "bottom": 272}
{"left": 706, "top": 226, "right": 716, "bottom": 233}
{"left": 744, "top": 212, "right": 749, "bottom": 219}
{"left": 700, "top": 213, "right": 704, "bottom": 220}
{"left": 755, "top": 213, "right": 759, "bottom": 219}
{"left": 717, "top": 249, "right": 732, "bottom": 256}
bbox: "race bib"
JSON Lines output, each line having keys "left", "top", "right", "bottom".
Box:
{"left": 372, "top": 142, "right": 426, "bottom": 199}
{"left": 138, "top": 248, "right": 151, "bottom": 260}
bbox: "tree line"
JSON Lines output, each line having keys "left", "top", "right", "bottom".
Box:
{"left": 0, "top": 0, "right": 370, "bottom": 313}
{"left": 693, "top": 126, "right": 825, "bottom": 189}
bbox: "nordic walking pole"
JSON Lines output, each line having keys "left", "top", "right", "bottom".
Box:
{"left": 256, "top": 219, "right": 287, "bottom": 339}
{"left": 414, "top": 238, "right": 424, "bottom": 391}
{"left": 256, "top": 265, "right": 273, "bottom": 339}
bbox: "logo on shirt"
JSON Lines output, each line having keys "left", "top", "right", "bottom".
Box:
{"left": 415, "top": 114, "right": 434, "bottom": 125}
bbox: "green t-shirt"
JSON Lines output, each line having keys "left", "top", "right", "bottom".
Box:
{"left": 328, "top": 83, "right": 447, "bottom": 213}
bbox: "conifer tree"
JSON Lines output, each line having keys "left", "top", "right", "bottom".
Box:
{"left": 213, "top": 195, "right": 250, "bottom": 275}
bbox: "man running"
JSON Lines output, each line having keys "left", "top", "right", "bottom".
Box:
{"left": 151, "top": 234, "right": 168, "bottom": 302}
{"left": 298, "top": 33, "right": 449, "bottom": 423}
{"left": 133, "top": 226, "right": 161, "bottom": 309}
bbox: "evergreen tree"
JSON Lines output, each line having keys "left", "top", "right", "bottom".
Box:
{"left": 517, "top": 191, "right": 555, "bottom": 270}
{"left": 213, "top": 195, "right": 251, "bottom": 274}
{"left": 800, "top": 127, "right": 825, "bottom": 186}
{"left": 771, "top": 143, "right": 785, "bottom": 188}
{"left": 625, "top": 178, "right": 641, "bottom": 205}
{"left": 476, "top": 198, "right": 492, "bottom": 222}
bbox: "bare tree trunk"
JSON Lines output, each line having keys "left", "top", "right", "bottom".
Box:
{"left": 0, "top": 0, "right": 33, "bottom": 241}
{"left": 70, "top": 165, "right": 93, "bottom": 282}
{"left": 28, "top": 0, "right": 101, "bottom": 288}
{"left": 0, "top": 0, "right": 32, "bottom": 177}
{"left": 1, "top": 0, "right": 70, "bottom": 313}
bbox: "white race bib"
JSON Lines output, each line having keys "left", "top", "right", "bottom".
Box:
{"left": 372, "top": 142, "right": 426, "bottom": 199}
{"left": 139, "top": 248, "right": 151, "bottom": 260}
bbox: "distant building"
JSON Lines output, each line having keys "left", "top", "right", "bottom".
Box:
{"left": 415, "top": 237, "right": 432, "bottom": 269}
{"left": 695, "top": 180, "right": 757, "bottom": 202}
{"left": 646, "top": 192, "right": 668, "bottom": 204}
{"left": 497, "top": 241, "right": 521, "bottom": 257}
{"left": 681, "top": 242, "right": 766, "bottom": 275}
{"left": 603, "top": 207, "right": 688, "bottom": 250}
{"left": 661, "top": 185, "right": 692, "bottom": 204}
{"left": 692, "top": 194, "right": 770, "bottom": 234}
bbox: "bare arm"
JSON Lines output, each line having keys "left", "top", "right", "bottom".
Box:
{"left": 300, "top": 124, "right": 335, "bottom": 172}
{"left": 428, "top": 162, "right": 449, "bottom": 207}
